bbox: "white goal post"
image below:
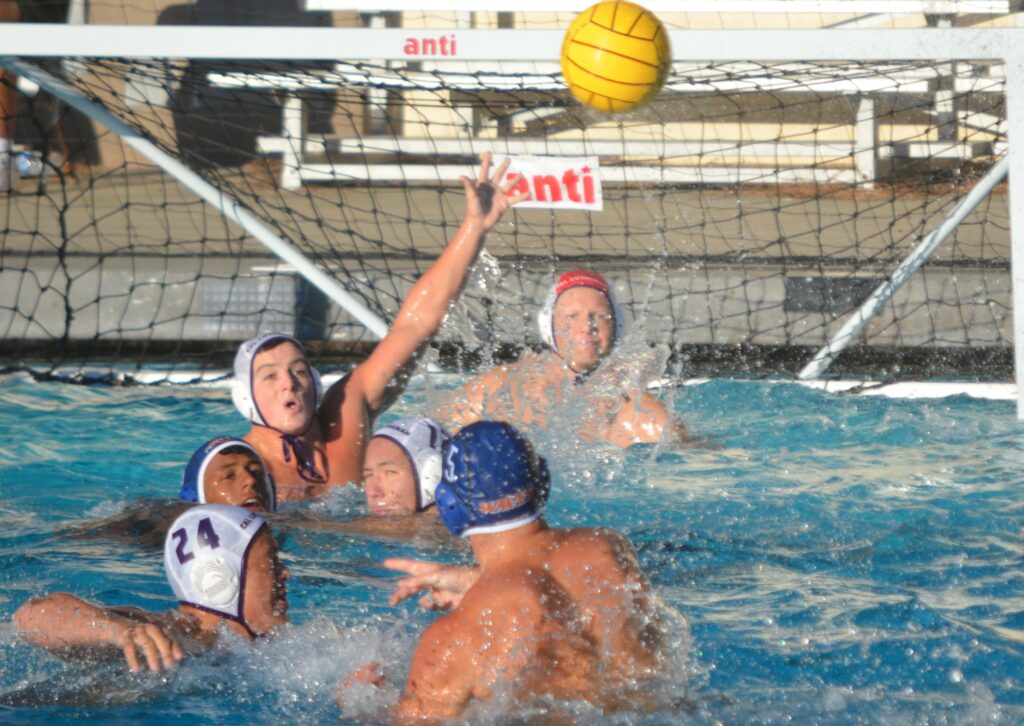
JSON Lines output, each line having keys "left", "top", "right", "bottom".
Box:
{"left": 1, "top": 24, "right": 1023, "bottom": 414}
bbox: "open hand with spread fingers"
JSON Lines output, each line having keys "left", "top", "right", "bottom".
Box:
{"left": 462, "top": 152, "right": 531, "bottom": 233}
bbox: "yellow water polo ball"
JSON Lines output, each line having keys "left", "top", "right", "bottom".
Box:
{"left": 560, "top": 0, "right": 671, "bottom": 114}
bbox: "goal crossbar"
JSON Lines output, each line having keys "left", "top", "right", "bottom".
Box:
{"left": 0, "top": 26, "right": 1020, "bottom": 62}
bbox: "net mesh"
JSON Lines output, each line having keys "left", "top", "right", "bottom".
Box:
{"left": 0, "top": 41, "right": 1010, "bottom": 382}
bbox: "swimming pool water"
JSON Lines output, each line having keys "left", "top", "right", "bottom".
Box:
{"left": 1, "top": 374, "right": 1023, "bottom": 723}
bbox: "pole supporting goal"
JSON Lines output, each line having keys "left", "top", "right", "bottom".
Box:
{"left": 0, "top": 57, "right": 391, "bottom": 341}
{"left": 798, "top": 156, "right": 1010, "bottom": 381}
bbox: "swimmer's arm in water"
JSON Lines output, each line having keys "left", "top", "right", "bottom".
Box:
{"left": 13, "top": 593, "right": 185, "bottom": 674}
{"left": 297, "top": 514, "right": 457, "bottom": 548}
{"left": 348, "top": 154, "right": 529, "bottom": 415}
{"left": 605, "top": 390, "right": 675, "bottom": 447}
{"left": 384, "top": 558, "right": 481, "bottom": 610}
{"left": 395, "top": 613, "right": 475, "bottom": 723}
{"left": 434, "top": 380, "right": 481, "bottom": 430}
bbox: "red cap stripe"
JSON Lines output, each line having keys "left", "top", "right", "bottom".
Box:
{"left": 554, "top": 270, "right": 610, "bottom": 296}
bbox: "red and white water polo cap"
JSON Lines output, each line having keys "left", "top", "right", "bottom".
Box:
{"left": 536, "top": 270, "right": 622, "bottom": 351}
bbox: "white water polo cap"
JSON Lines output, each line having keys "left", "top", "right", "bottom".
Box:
{"left": 232, "top": 333, "right": 323, "bottom": 427}
{"left": 537, "top": 270, "right": 623, "bottom": 352}
{"left": 371, "top": 417, "right": 450, "bottom": 510}
{"left": 164, "top": 504, "right": 267, "bottom": 630}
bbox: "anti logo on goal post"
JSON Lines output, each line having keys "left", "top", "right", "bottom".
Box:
{"left": 504, "top": 156, "right": 603, "bottom": 212}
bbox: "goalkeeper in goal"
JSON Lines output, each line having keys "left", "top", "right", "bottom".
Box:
{"left": 438, "top": 269, "right": 693, "bottom": 448}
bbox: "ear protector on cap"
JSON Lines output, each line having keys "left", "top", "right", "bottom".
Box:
{"left": 536, "top": 270, "right": 623, "bottom": 352}
{"left": 232, "top": 333, "right": 323, "bottom": 427}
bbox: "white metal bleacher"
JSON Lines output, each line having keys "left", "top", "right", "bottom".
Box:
{"left": 210, "top": 60, "right": 1005, "bottom": 189}
{"left": 216, "top": 1, "right": 1014, "bottom": 189}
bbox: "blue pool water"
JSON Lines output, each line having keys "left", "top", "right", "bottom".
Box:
{"left": 2, "top": 374, "right": 1024, "bottom": 723}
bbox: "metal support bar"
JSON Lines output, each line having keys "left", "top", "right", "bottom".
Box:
{"left": 854, "top": 95, "right": 876, "bottom": 187}
{"left": 1006, "top": 71, "right": 1024, "bottom": 418}
{"left": 797, "top": 155, "right": 1009, "bottom": 381}
{"left": 0, "top": 57, "right": 390, "bottom": 340}
{"left": 281, "top": 94, "right": 303, "bottom": 191}
{"left": 0, "top": 26, "right": 1021, "bottom": 62}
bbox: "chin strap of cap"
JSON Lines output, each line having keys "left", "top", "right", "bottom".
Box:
{"left": 279, "top": 434, "right": 325, "bottom": 483}
{"left": 549, "top": 348, "right": 596, "bottom": 381}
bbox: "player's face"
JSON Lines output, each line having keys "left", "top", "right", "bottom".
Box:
{"left": 363, "top": 437, "right": 418, "bottom": 517}
{"left": 203, "top": 451, "right": 272, "bottom": 512}
{"left": 251, "top": 341, "right": 316, "bottom": 435}
{"left": 243, "top": 528, "right": 290, "bottom": 635}
{"left": 552, "top": 286, "right": 615, "bottom": 374}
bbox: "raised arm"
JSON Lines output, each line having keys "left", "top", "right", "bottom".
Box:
{"left": 14, "top": 593, "right": 185, "bottom": 673}
{"left": 351, "top": 154, "right": 528, "bottom": 413}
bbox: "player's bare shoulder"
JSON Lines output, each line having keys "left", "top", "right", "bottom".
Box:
{"left": 461, "top": 564, "right": 549, "bottom": 617}
{"left": 552, "top": 526, "right": 637, "bottom": 562}
{"left": 542, "top": 527, "right": 645, "bottom": 587}
{"left": 417, "top": 568, "right": 551, "bottom": 687}
{"left": 441, "top": 358, "right": 515, "bottom": 416}
{"left": 478, "top": 352, "right": 549, "bottom": 388}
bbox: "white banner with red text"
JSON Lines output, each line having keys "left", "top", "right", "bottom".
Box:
{"left": 504, "top": 156, "right": 603, "bottom": 212}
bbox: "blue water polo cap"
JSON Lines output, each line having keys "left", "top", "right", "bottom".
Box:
{"left": 435, "top": 421, "right": 550, "bottom": 538}
{"left": 180, "top": 436, "right": 277, "bottom": 512}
